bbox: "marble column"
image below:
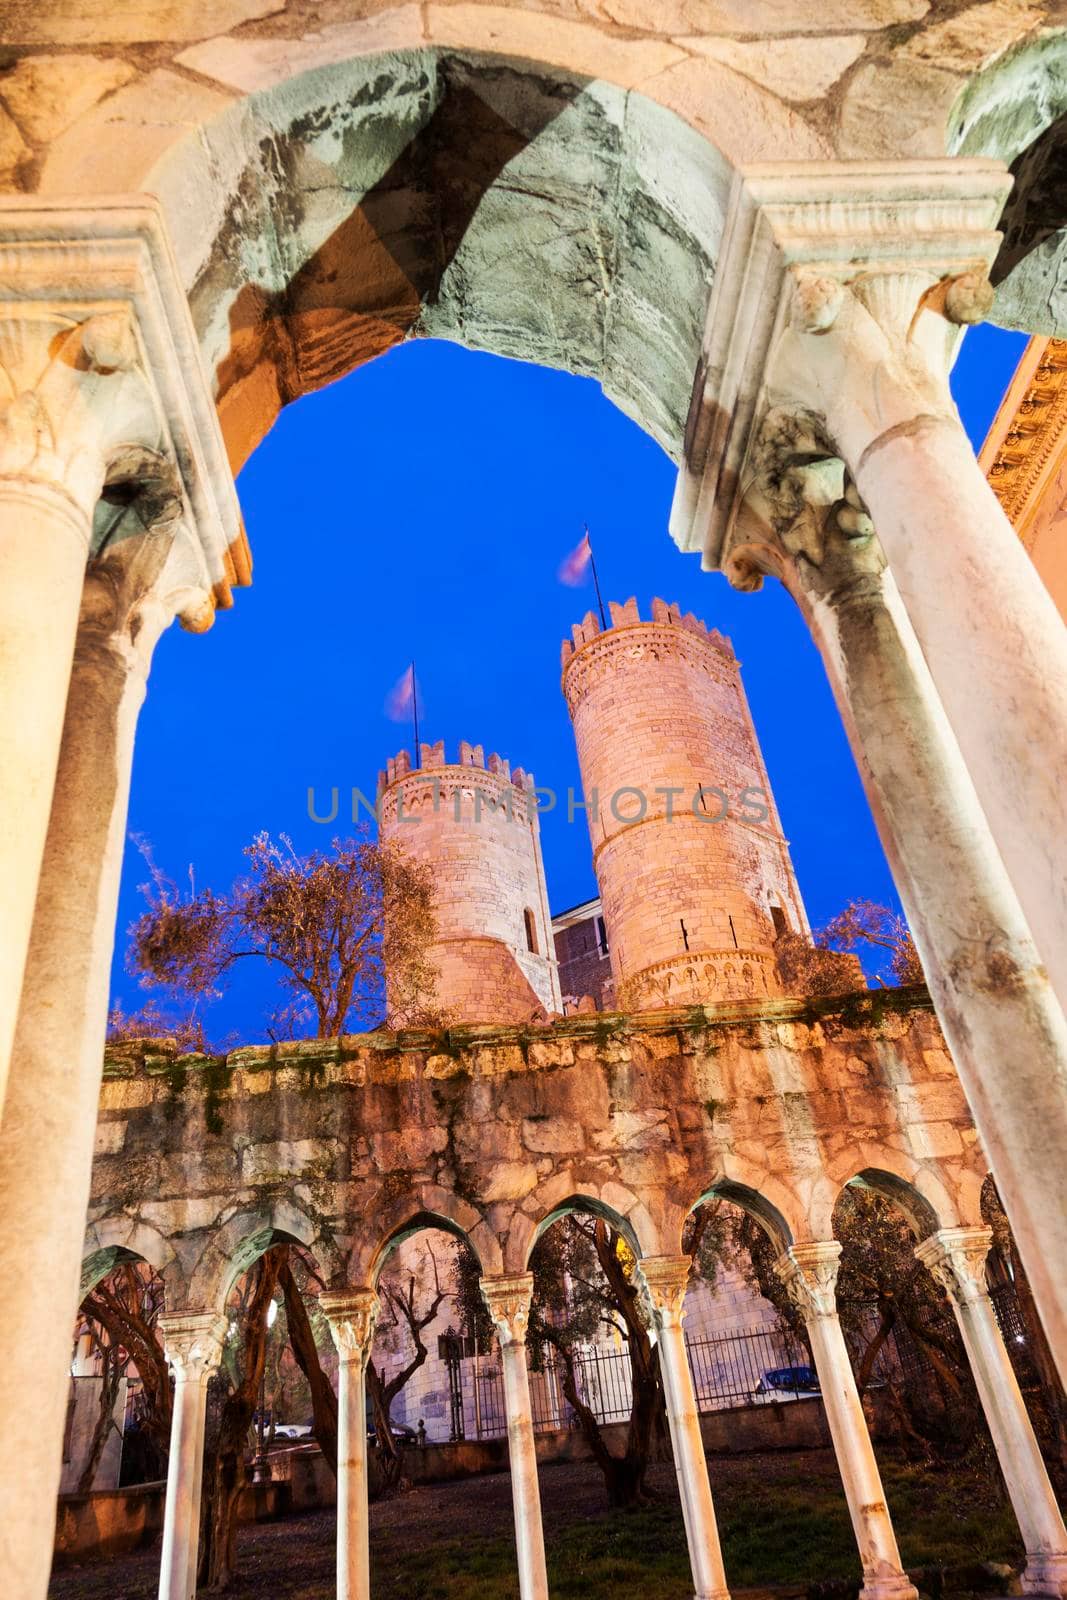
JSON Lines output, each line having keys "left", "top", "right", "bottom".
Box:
{"left": 727, "top": 492, "right": 1067, "bottom": 1384}
{"left": 776, "top": 1244, "right": 917, "bottom": 1600}
{"left": 0, "top": 308, "right": 157, "bottom": 1122}
{"left": 158, "top": 1310, "right": 227, "bottom": 1600}
{"left": 680, "top": 163, "right": 1067, "bottom": 1380}
{"left": 638, "top": 1256, "right": 730, "bottom": 1600}
{"left": 0, "top": 528, "right": 211, "bottom": 1599}
{"left": 915, "top": 1229, "right": 1067, "bottom": 1597}
{"left": 480, "top": 1273, "right": 549, "bottom": 1600}
{"left": 321, "top": 1289, "right": 380, "bottom": 1600}
{"left": 777, "top": 272, "right": 1067, "bottom": 1017}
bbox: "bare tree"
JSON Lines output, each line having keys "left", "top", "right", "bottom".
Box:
{"left": 820, "top": 899, "right": 924, "bottom": 986}
{"left": 127, "top": 829, "right": 440, "bottom": 1039}
{"left": 367, "top": 1243, "right": 452, "bottom": 1491}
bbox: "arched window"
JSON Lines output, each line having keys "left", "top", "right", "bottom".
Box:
{"left": 524, "top": 908, "right": 538, "bottom": 954}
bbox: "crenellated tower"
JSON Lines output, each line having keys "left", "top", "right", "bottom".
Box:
{"left": 561, "top": 597, "right": 808, "bottom": 1010}
{"left": 377, "top": 740, "right": 561, "bottom": 1024}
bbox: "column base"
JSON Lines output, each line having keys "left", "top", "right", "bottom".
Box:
{"left": 1021, "top": 1553, "right": 1067, "bottom": 1597}
{"left": 859, "top": 1574, "right": 919, "bottom": 1600}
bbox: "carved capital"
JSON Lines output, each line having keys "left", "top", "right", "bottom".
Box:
{"left": 672, "top": 159, "right": 1011, "bottom": 570}
{"left": 725, "top": 405, "right": 885, "bottom": 603}
{"left": 0, "top": 201, "right": 246, "bottom": 609}
{"left": 636, "top": 1255, "right": 691, "bottom": 1331}
{"left": 914, "top": 1227, "right": 993, "bottom": 1307}
{"left": 159, "top": 1309, "right": 227, "bottom": 1383}
{"left": 774, "top": 1242, "right": 841, "bottom": 1322}
{"left": 480, "top": 1272, "right": 534, "bottom": 1347}
{"left": 77, "top": 519, "right": 215, "bottom": 685}
{"left": 319, "top": 1289, "right": 380, "bottom": 1365}
{"left": 0, "top": 307, "right": 165, "bottom": 529}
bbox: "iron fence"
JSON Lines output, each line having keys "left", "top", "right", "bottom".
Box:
{"left": 444, "top": 1323, "right": 822, "bottom": 1442}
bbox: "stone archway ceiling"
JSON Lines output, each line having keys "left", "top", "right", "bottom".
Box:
{"left": 152, "top": 51, "right": 729, "bottom": 470}
{"left": 950, "top": 31, "right": 1067, "bottom": 339}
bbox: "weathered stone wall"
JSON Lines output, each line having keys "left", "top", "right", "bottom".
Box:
{"left": 84, "top": 987, "right": 987, "bottom": 1313}
{"left": 562, "top": 598, "right": 808, "bottom": 1010}
{"left": 378, "top": 740, "right": 560, "bottom": 1022}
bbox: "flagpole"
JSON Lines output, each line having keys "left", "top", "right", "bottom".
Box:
{"left": 411, "top": 661, "right": 420, "bottom": 768}
{"left": 585, "top": 525, "right": 607, "bottom": 629}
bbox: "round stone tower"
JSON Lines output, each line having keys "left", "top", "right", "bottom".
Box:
{"left": 561, "top": 597, "right": 809, "bottom": 1011}
{"left": 377, "top": 739, "right": 561, "bottom": 1024}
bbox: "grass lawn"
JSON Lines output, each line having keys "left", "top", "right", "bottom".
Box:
{"left": 50, "top": 1448, "right": 1033, "bottom": 1600}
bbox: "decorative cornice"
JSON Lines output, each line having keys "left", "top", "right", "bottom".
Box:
{"left": 980, "top": 337, "right": 1067, "bottom": 551}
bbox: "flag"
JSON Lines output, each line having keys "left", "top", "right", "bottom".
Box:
{"left": 558, "top": 530, "right": 592, "bottom": 587}
{"left": 385, "top": 664, "right": 416, "bottom": 722}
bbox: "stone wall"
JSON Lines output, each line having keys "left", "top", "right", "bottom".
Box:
{"left": 84, "top": 987, "right": 986, "bottom": 1312}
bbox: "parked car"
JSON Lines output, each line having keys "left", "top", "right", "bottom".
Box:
{"left": 274, "top": 1420, "right": 314, "bottom": 1439}
{"left": 367, "top": 1420, "right": 419, "bottom": 1445}
{"left": 750, "top": 1365, "right": 821, "bottom": 1403}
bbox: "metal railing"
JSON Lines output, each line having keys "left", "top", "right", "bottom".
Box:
{"left": 442, "top": 1324, "right": 820, "bottom": 1442}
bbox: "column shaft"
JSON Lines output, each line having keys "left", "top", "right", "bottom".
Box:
{"left": 0, "top": 581, "right": 163, "bottom": 1597}
{"left": 0, "top": 482, "right": 91, "bottom": 1120}
{"left": 639, "top": 1255, "right": 730, "bottom": 1600}
{"left": 157, "top": 1313, "right": 226, "bottom": 1600}
{"left": 852, "top": 417, "right": 1067, "bottom": 1016}
{"left": 777, "top": 1246, "right": 916, "bottom": 1600}
{"left": 499, "top": 1338, "right": 549, "bottom": 1600}
{"left": 916, "top": 1232, "right": 1067, "bottom": 1598}
{"left": 481, "top": 1273, "right": 549, "bottom": 1600}
{"left": 774, "top": 533, "right": 1067, "bottom": 1383}
{"left": 336, "top": 1351, "right": 372, "bottom": 1600}
{"left": 321, "top": 1290, "right": 379, "bottom": 1600}
{"left": 159, "top": 1373, "right": 209, "bottom": 1600}
{"left": 659, "top": 1321, "right": 730, "bottom": 1600}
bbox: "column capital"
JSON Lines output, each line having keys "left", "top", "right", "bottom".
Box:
{"left": 636, "top": 1255, "right": 691, "bottom": 1330}
{"left": 774, "top": 1241, "right": 842, "bottom": 1320}
{"left": 480, "top": 1272, "right": 534, "bottom": 1346}
{"left": 914, "top": 1227, "right": 993, "bottom": 1306}
{"left": 319, "top": 1288, "right": 380, "bottom": 1364}
{"left": 671, "top": 158, "right": 1011, "bottom": 572}
{"left": 0, "top": 197, "right": 247, "bottom": 614}
{"left": 158, "top": 1309, "right": 227, "bottom": 1382}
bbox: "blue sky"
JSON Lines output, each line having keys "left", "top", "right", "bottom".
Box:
{"left": 109, "top": 324, "right": 1025, "bottom": 1040}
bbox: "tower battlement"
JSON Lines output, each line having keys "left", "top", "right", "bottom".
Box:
{"left": 560, "top": 596, "right": 733, "bottom": 673}
{"left": 378, "top": 743, "right": 536, "bottom": 796}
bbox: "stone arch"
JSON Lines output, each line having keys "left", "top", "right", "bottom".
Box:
{"left": 680, "top": 1174, "right": 797, "bottom": 1258}
{"left": 130, "top": 47, "right": 736, "bottom": 480}
{"left": 355, "top": 1183, "right": 502, "bottom": 1286}
{"left": 511, "top": 1176, "right": 657, "bottom": 1272}
{"left": 186, "top": 1199, "right": 343, "bottom": 1312}
{"left": 950, "top": 34, "right": 1067, "bottom": 339}
{"left": 823, "top": 1157, "right": 958, "bottom": 1243}
{"left": 80, "top": 1216, "right": 177, "bottom": 1297}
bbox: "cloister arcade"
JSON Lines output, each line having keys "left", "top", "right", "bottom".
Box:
{"left": 73, "top": 1000, "right": 1067, "bottom": 1600}
{"left": 2, "top": 3, "right": 1067, "bottom": 1598}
